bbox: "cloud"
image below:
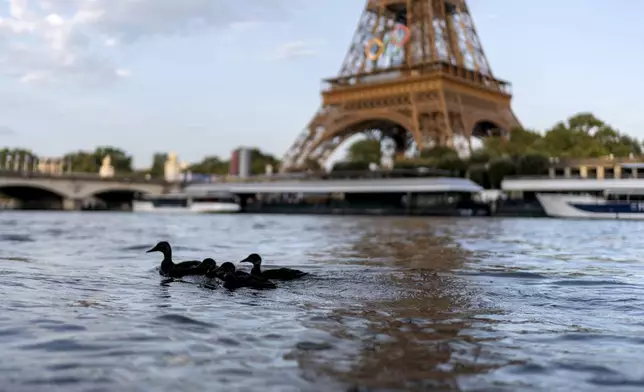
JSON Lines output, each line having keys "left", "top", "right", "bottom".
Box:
{"left": 0, "top": 0, "right": 301, "bottom": 85}
{"left": 271, "top": 41, "right": 321, "bottom": 60}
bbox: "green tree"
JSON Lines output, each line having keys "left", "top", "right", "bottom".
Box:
{"left": 487, "top": 157, "right": 516, "bottom": 189}
{"left": 64, "top": 146, "right": 133, "bottom": 174}
{"left": 63, "top": 150, "right": 98, "bottom": 173}
{"left": 93, "top": 146, "right": 133, "bottom": 173}
{"left": 149, "top": 153, "right": 168, "bottom": 178}
{"left": 0, "top": 148, "right": 37, "bottom": 171}
{"left": 436, "top": 155, "right": 467, "bottom": 176}
{"left": 249, "top": 148, "right": 280, "bottom": 175}
{"left": 541, "top": 121, "right": 606, "bottom": 158}
{"left": 347, "top": 139, "right": 381, "bottom": 163}
{"left": 538, "top": 112, "right": 641, "bottom": 158}
{"left": 468, "top": 164, "right": 490, "bottom": 188}
{"left": 189, "top": 156, "right": 228, "bottom": 175}
{"left": 419, "top": 146, "right": 459, "bottom": 160}
{"left": 516, "top": 153, "right": 550, "bottom": 176}
{"left": 332, "top": 161, "right": 371, "bottom": 171}
{"left": 468, "top": 149, "right": 492, "bottom": 165}
{"left": 483, "top": 127, "right": 544, "bottom": 157}
{"left": 393, "top": 158, "right": 433, "bottom": 170}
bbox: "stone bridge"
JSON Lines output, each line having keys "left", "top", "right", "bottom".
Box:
{"left": 0, "top": 172, "right": 167, "bottom": 210}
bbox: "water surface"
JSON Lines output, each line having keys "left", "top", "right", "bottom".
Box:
{"left": 0, "top": 212, "right": 643, "bottom": 391}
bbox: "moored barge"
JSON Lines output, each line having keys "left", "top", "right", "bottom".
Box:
{"left": 184, "top": 176, "right": 487, "bottom": 216}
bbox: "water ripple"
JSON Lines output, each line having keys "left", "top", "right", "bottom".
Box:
{"left": 0, "top": 213, "right": 642, "bottom": 390}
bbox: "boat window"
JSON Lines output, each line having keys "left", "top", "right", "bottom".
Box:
{"left": 193, "top": 196, "right": 237, "bottom": 203}
{"left": 150, "top": 197, "right": 189, "bottom": 207}
{"left": 606, "top": 193, "right": 628, "bottom": 201}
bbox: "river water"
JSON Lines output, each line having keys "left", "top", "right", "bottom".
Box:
{"left": 0, "top": 212, "right": 643, "bottom": 392}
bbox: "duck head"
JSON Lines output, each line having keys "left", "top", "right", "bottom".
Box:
{"left": 240, "top": 253, "right": 262, "bottom": 266}
{"left": 146, "top": 241, "right": 171, "bottom": 257}
{"left": 202, "top": 258, "right": 217, "bottom": 270}
{"left": 218, "top": 262, "right": 236, "bottom": 273}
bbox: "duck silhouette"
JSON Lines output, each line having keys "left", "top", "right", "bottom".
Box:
{"left": 240, "top": 253, "right": 308, "bottom": 281}
{"left": 146, "top": 241, "right": 205, "bottom": 277}
{"left": 211, "top": 262, "right": 277, "bottom": 290}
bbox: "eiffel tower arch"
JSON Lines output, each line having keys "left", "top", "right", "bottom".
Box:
{"left": 280, "top": 0, "right": 521, "bottom": 172}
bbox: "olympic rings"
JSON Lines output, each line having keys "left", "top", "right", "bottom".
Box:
{"left": 363, "top": 23, "right": 410, "bottom": 61}
{"left": 365, "top": 38, "right": 384, "bottom": 61}
{"left": 389, "top": 24, "right": 410, "bottom": 47}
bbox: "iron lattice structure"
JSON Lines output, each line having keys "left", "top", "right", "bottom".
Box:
{"left": 280, "top": 0, "right": 521, "bottom": 172}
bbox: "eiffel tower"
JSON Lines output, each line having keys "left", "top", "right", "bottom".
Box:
{"left": 280, "top": 0, "right": 521, "bottom": 172}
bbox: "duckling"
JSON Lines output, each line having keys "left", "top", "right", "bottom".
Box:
{"left": 213, "top": 262, "right": 277, "bottom": 290}
{"left": 146, "top": 241, "right": 203, "bottom": 277}
{"left": 184, "top": 258, "right": 217, "bottom": 276}
{"left": 240, "top": 253, "right": 308, "bottom": 281}
{"left": 205, "top": 262, "right": 249, "bottom": 280}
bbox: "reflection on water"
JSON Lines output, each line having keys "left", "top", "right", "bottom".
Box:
{"left": 0, "top": 213, "right": 643, "bottom": 391}
{"left": 295, "top": 218, "right": 500, "bottom": 391}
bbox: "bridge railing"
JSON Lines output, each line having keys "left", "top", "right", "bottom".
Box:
{"left": 0, "top": 170, "right": 166, "bottom": 184}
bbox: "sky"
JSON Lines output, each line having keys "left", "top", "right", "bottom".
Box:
{"left": 0, "top": 0, "right": 642, "bottom": 169}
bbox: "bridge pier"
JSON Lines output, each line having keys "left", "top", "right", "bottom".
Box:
{"left": 63, "top": 198, "right": 82, "bottom": 211}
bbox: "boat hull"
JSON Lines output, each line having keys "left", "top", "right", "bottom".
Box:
{"left": 536, "top": 193, "right": 644, "bottom": 220}
{"left": 132, "top": 201, "right": 240, "bottom": 214}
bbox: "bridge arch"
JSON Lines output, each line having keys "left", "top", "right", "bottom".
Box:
{"left": 79, "top": 184, "right": 157, "bottom": 200}
{"left": 0, "top": 183, "right": 67, "bottom": 198}
{"left": 80, "top": 185, "right": 158, "bottom": 210}
{"left": 307, "top": 111, "right": 422, "bottom": 164}
{"left": 0, "top": 183, "right": 67, "bottom": 209}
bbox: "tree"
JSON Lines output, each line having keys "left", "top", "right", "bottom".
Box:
{"left": 189, "top": 156, "right": 228, "bottom": 175}
{"left": 419, "top": 146, "right": 459, "bottom": 160}
{"left": 0, "top": 148, "right": 37, "bottom": 171}
{"left": 63, "top": 150, "right": 98, "bottom": 173}
{"left": 249, "top": 148, "right": 280, "bottom": 175}
{"left": 332, "top": 161, "right": 371, "bottom": 171}
{"left": 482, "top": 127, "right": 544, "bottom": 157}
{"left": 436, "top": 155, "right": 467, "bottom": 176}
{"left": 149, "top": 153, "right": 168, "bottom": 177}
{"left": 472, "top": 112, "right": 642, "bottom": 161}
{"left": 93, "top": 146, "right": 133, "bottom": 173}
{"left": 347, "top": 139, "right": 381, "bottom": 164}
{"left": 540, "top": 121, "right": 606, "bottom": 158}
{"left": 393, "top": 158, "right": 433, "bottom": 170}
{"left": 539, "top": 113, "right": 640, "bottom": 158}
{"left": 64, "top": 146, "right": 133, "bottom": 174}
{"left": 468, "top": 164, "right": 490, "bottom": 188}
{"left": 516, "top": 153, "right": 550, "bottom": 176}
{"left": 487, "top": 157, "right": 516, "bottom": 189}
{"left": 468, "top": 149, "right": 492, "bottom": 165}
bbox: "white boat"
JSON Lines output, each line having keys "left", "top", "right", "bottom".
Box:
{"left": 502, "top": 175, "right": 644, "bottom": 220}
{"left": 132, "top": 191, "right": 240, "bottom": 213}
{"left": 536, "top": 190, "right": 644, "bottom": 220}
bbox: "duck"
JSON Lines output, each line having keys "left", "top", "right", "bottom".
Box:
{"left": 186, "top": 258, "right": 217, "bottom": 275}
{"left": 146, "top": 241, "right": 207, "bottom": 277}
{"left": 162, "top": 258, "right": 217, "bottom": 279}
{"left": 205, "top": 262, "right": 249, "bottom": 280}
{"left": 240, "top": 253, "right": 308, "bottom": 281}
{"left": 211, "top": 262, "right": 277, "bottom": 290}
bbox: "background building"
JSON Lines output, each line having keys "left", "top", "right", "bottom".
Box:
{"left": 229, "top": 147, "right": 252, "bottom": 178}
